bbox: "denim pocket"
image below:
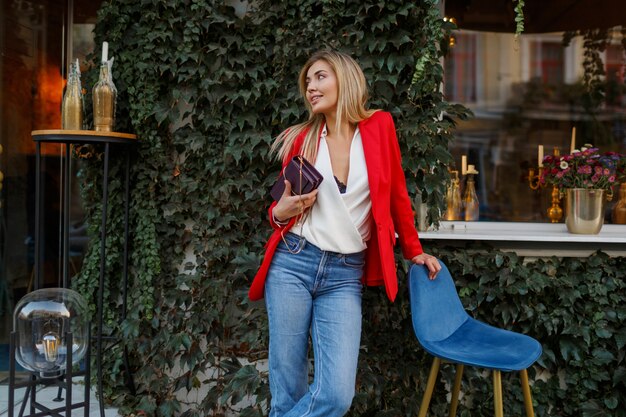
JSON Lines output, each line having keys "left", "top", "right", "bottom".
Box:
{"left": 342, "top": 252, "right": 365, "bottom": 268}
{"left": 276, "top": 233, "right": 305, "bottom": 253}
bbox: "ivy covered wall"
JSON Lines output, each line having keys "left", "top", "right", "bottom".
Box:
{"left": 73, "top": 1, "right": 625, "bottom": 416}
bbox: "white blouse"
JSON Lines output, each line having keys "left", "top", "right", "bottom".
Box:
{"left": 294, "top": 126, "right": 372, "bottom": 254}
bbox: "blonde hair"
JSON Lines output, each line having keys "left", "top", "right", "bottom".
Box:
{"left": 271, "top": 50, "right": 378, "bottom": 162}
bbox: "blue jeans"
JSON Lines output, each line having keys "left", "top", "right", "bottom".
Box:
{"left": 265, "top": 233, "right": 365, "bottom": 417}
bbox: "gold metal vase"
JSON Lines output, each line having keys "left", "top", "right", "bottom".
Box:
{"left": 564, "top": 188, "right": 606, "bottom": 234}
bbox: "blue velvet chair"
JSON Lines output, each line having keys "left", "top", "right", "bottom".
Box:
{"left": 408, "top": 262, "right": 542, "bottom": 417}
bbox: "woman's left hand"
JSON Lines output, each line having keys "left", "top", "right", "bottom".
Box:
{"left": 411, "top": 253, "right": 441, "bottom": 280}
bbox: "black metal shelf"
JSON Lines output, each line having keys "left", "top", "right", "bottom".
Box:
{"left": 14, "top": 129, "right": 138, "bottom": 417}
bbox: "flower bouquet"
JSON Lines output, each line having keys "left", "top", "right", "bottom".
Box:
{"left": 540, "top": 145, "right": 625, "bottom": 233}
{"left": 540, "top": 145, "right": 619, "bottom": 191}
{"left": 607, "top": 151, "right": 626, "bottom": 184}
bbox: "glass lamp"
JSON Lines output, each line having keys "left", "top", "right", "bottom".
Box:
{"left": 13, "top": 288, "right": 89, "bottom": 378}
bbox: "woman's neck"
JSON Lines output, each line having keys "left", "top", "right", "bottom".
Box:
{"left": 324, "top": 113, "right": 355, "bottom": 142}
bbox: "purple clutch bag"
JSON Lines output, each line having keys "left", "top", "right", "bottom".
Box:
{"left": 270, "top": 155, "right": 323, "bottom": 201}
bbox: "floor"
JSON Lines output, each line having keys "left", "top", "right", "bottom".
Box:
{"left": 0, "top": 376, "right": 120, "bottom": 417}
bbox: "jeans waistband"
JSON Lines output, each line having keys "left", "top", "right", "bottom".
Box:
{"left": 282, "top": 232, "right": 365, "bottom": 258}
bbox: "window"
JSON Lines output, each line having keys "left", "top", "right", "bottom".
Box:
{"left": 605, "top": 43, "right": 625, "bottom": 82}
{"left": 0, "top": 0, "right": 102, "bottom": 370}
{"left": 530, "top": 41, "right": 565, "bottom": 85}
{"left": 445, "top": 33, "right": 477, "bottom": 102}
{"left": 444, "top": 30, "right": 626, "bottom": 222}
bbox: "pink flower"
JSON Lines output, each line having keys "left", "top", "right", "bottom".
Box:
{"left": 609, "top": 175, "right": 616, "bottom": 182}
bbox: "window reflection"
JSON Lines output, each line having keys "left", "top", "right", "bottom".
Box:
{"left": 445, "top": 29, "right": 626, "bottom": 222}
{"left": 1, "top": 0, "right": 101, "bottom": 375}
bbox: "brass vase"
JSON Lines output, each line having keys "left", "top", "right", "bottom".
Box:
{"left": 564, "top": 188, "right": 606, "bottom": 234}
{"left": 612, "top": 183, "right": 626, "bottom": 224}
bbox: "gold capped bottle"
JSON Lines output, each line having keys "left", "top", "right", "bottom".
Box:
{"left": 463, "top": 170, "right": 480, "bottom": 221}
{"left": 612, "top": 183, "right": 626, "bottom": 224}
{"left": 61, "top": 60, "right": 83, "bottom": 130}
{"left": 93, "top": 42, "right": 117, "bottom": 132}
{"left": 445, "top": 171, "right": 462, "bottom": 220}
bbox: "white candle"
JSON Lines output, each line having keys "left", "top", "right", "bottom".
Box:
{"left": 570, "top": 127, "right": 576, "bottom": 153}
{"left": 461, "top": 155, "right": 467, "bottom": 175}
{"left": 102, "top": 41, "right": 109, "bottom": 63}
{"left": 538, "top": 145, "right": 544, "bottom": 167}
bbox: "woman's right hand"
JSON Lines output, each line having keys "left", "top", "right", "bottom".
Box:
{"left": 272, "top": 180, "right": 318, "bottom": 222}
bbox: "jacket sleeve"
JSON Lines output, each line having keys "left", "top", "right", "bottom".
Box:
{"left": 385, "top": 113, "right": 424, "bottom": 259}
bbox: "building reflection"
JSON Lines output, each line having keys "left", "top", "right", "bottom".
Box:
{"left": 444, "top": 29, "right": 626, "bottom": 222}
{"left": 0, "top": 0, "right": 101, "bottom": 374}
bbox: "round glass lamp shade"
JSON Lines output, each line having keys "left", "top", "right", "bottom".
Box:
{"left": 13, "top": 288, "right": 89, "bottom": 378}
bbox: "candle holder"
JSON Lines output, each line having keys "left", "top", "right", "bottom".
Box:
{"left": 547, "top": 186, "right": 564, "bottom": 223}
{"left": 527, "top": 166, "right": 544, "bottom": 191}
{"left": 527, "top": 148, "right": 563, "bottom": 222}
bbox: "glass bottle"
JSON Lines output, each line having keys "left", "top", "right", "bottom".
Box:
{"left": 92, "top": 59, "right": 117, "bottom": 132}
{"left": 464, "top": 173, "right": 480, "bottom": 221}
{"left": 61, "top": 60, "right": 83, "bottom": 130}
{"left": 445, "top": 171, "right": 462, "bottom": 220}
{"left": 415, "top": 192, "right": 429, "bottom": 231}
{"left": 612, "top": 183, "right": 626, "bottom": 224}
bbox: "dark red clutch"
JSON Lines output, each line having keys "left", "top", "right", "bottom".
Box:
{"left": 270, "top": 155, "right": 323, "bottom": 201}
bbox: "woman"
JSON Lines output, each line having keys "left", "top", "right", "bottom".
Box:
{"left": 250, "top": 50, "right": 441, "bottom": 417}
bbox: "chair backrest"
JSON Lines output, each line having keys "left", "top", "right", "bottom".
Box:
{"left": 408, "top": 261, "right": 469, "bottom": 342}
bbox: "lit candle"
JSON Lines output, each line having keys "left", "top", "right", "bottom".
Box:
{"left": 570, "top": 127, "right": 576, "bottom": 153}
{"left": 461, "top": 155, "right": 467, "bottom": 175}
{"left": 101, "top": 41, "right": 109, "bottom": 63}
{"left": 538, "top": 145, "right": 544, "bottom": 167}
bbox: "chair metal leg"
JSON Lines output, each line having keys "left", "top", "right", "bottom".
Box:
{"left": 520, "top": 369, "right": 535, "bottom": 417}
{"left": 493, "top": 370, "right": 504, "bottom": 417}
{"left": 448, "top": 364, "right": 464, "bottom": 417}
{"left": 418, "top": 357, "right": 441, "bottom": 417}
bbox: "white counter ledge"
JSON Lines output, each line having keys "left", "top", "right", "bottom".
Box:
{"left": 418, "top": 221, "right": 626, "bottom": 257}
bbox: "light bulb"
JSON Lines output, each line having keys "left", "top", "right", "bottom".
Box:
{"left": 42, "top": 332, "right": 60, "bottom": 363}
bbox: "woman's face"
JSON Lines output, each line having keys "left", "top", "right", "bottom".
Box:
{"left": 305, "top": 60, "right": 338, "bottom": 116}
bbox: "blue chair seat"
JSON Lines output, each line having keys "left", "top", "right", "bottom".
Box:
{"left": 419, "top": 318, "right": 542, "bottom": 372}
{"left": 408, "top": 261, "right": 542, "bottom": 417}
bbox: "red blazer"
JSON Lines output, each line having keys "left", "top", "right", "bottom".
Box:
{"left": 249, "top": 111, "right": 423, "bottom": 302}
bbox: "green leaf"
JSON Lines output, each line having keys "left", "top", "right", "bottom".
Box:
{"left": 559, "top": 338, "right": 581, "bottom": 361}
{"left": 613, "top": 367, "right": 626, "bottom": 386}
{"left": 604, "top": 397, "right": 618, "bottom": 410}
{"left": 581, "top": 400, "right": 606, "bottom": 417}
{"left": 592, "top": 348, "right": 615, "bottom": 364}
